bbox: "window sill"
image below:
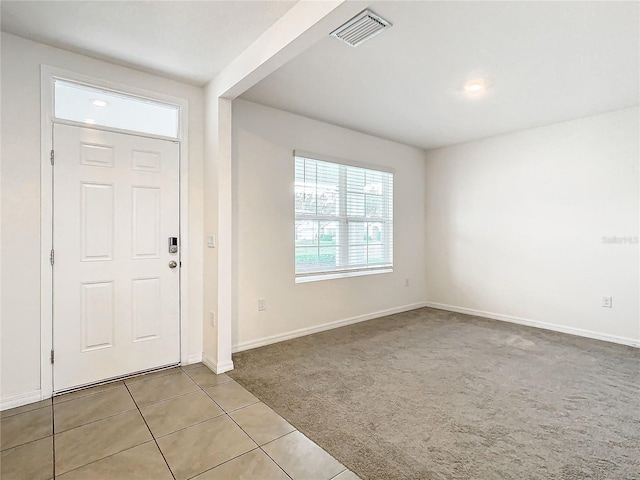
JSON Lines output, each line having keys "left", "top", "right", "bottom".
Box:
{"left": 295, "top": 268, "right": 393, "bottom": 284}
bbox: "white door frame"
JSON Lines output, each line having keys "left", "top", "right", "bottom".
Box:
{"left": 40, "top": 65, "right": 191, "bottom": 399}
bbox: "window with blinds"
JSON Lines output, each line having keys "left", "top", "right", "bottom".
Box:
{"left": 295, "top": 154, "right": 393, "bottom": 280}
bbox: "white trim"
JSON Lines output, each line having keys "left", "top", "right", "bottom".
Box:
{"left": 40, "top": 65, "right": 192, "bottom": 398}
{"left": 40, "top": 67, "right": 55, "bottom": 400}
{"left": 186, "top": 353, "right": 203, "bottom": 365}
{"left": 1, "top": 390, "right": 43, "bottom": 411}
{"left": 202, "top": 355, "right": 234, "bottom": 374}
{"left": 232, "top": 302, "right": 427, "bottom": 353}
{"left": 294, "top": 150, "right": 395, "bottom": 174}
{"left": 296, "top": 268, "right": 392, "bottom": 283}
{"left": 51, "top": 118, "right": 179, "bottom": 143}
{"left": 424, "top": 302, "right": 640, "bottom": 348}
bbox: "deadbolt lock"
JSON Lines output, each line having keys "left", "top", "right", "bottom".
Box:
{"left": 168, "top": 237, "right": 178, "bottom": 254}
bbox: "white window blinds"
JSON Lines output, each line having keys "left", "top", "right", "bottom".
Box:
{"left": 295, "top": 154, "right": 393, "bottom": 278}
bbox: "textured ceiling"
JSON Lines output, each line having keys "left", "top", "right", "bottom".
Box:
{"left": 242, "top": 1, "right": 639, "bottom": 149}
{"left": 1, "top": 0, "right": 297, "bottom": 85}
{"left": 2, "top": 1, "right": 637, "bottom": 148}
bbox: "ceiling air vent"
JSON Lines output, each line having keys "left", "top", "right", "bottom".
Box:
{"left": 331, "top": 9, "right": 392, "bottom": 47}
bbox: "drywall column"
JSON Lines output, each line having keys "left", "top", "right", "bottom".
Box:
{"left": 201, "top": 0, "right": 361, "bottom": 372}
{"left": 202, "top": 92, "right": 233, "bottom": 373}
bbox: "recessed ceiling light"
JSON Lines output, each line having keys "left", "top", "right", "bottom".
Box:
{"left": 84, "top": 118, "right": 96, "bottom": 124}
{"left": 463, "top": 79, "right": 487, "bottom": 95}
{"left": 91, "top": 99, "right": 108, "bottom": 107}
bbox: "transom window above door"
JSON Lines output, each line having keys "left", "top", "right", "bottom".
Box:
{"left": 54, "top": 80, "right": 179, "bottom": 138}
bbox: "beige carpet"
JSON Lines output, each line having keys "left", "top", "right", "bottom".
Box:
{"left": 229, "top": 307, "right": 640, "bottom": 480}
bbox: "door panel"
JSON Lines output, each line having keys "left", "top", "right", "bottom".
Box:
{"left": 132, "top": 186, "right": 161, "bottom": 258}
{"left": 80, "top": 182, "right": 114, "bottom": 261}
{"left": 132, "top": 277, "right": 161, "bottom": 342}
{"left": 80, "top": 281, "right": 115, "bottom": 351}
{"left": 53, "top": 123, "right": 180, "bottom": 392}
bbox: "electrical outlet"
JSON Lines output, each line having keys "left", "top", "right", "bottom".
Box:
{"left": 207, "top": 235, "right": 216, "bottom": 248}
{"left": 210, "top": 311, "right": 216, "bottom": 327}
{"left": 602, "top": 296, "right": 612, "bottom": 308}
{"left": 405, "top": 278, "right": 410, "bottom": 287}
{"left": 258, "top": 298, "right": 266, "bottom": 311}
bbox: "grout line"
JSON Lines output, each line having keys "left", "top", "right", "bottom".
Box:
{"left": 179, "top": 362, "right": 205, "bottom": 371}
{"left": 49, "top": 366, "right": 315, "bottom": 480}
{"left": 148, "top": 387, "right": 260, "bottom": 440}
{"left": 257, "top": 430, "right": 297, "bottom": 448}
{"left": 152, "top": 412, "right": 227, "bottom": 440}
{"left": 224, "top": 402, "right": 294, "bottom": 480}
{"left": 1, "top": 401, "right": 52, "bottom": 419}
{"left": 223, "top": 400, "right": 261, "bottom": 414}
{"left": 123, "top": 368, "right": 185, "bottom": 387}
{"left": 53, "top": 407, "right": 138, "bottom": 435}
{"left": 124, "top": 382, "right": 176, "bottom": 480}
{"left": 51, "top": 398, "right": 56, "bottom": 479}
{"left": 0, "top": 433, "right": 53, "bottom": 454}
{"left": 224, "top": 381, "right": 349, "bottom": 479}
{"left": 0, "top": 408, "right": 54, "bottom": 453}
{"left": 51, "top": 440, "right": 158, "bottom": 479}
{"left": 258, "top": 443, "right": 294, "bottom": 480}
{"left": 52, "top": 381, "right": 125, "bottom": 405}
{"left": 0, "top": 403, "right": 52, "bottom": 425}
{"left": 198, "top": 380, "right": 260, "bottom": 414}
{"left": 228, "top": 382, "right": 352, "bottom": 469}
{"left": 0, "top": 434, "right": 53, "bottom": 453}
{"left": 181, "top": 368, "right": 234, "bottom": 387}
{"left": 48, "top": 368, "right": 226, "bottom": 478}
{"left": 184, "top": 446, "right": 262, "bottom": 479}
{"left": 329, "top": 468, "right": 349, "bottom": 479}
{"left": 182, "top": 378, "right": 271, "bottom": 479}
{"left": 55, "top": 364, "right": 181, "bottom": 396}
{"left": 53, "top": 384, "right": 166, "bottom": 477}
{"left": 170, "top": 381, "right": 261, "bottom": 479}
{"left": 133, "top": 387, "right": 202, "bottom": 409}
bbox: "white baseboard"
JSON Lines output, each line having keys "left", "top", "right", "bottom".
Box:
{"left": 1, "top": 390, "right": 44, "bottom": 412}
{"left": 424, "top": 302, "right": 640, "bottom": 348}
{"left": 232, "top": 302, "right": 428, "bottom": 354}
{"left": 185, "top": 352, "right": 203, "bottom": 365}
{"left": 202, "top": 355, "right": 234, "bottom": 374}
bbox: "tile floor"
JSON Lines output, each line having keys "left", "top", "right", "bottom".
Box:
{"left": 1, "top": 364, "right": 360, "bottom": 480}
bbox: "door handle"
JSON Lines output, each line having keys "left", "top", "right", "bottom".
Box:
{"left": 168, "top": 261, "right": 178, "bottom": 269}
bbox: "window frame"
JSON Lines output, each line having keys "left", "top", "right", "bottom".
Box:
{"left": 53, "top": 78, "right": 180, "bottom": 140}
{"left": 294, "top": 151, "right": 394, "bottom": 282}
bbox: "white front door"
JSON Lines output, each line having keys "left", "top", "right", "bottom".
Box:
{"left": 52, "top": 123, "right": 180, "bottom": 392}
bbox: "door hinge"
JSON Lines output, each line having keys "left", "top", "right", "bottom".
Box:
{"left": 50, "top": 350, "right": 54, "bottom": 364}
{"left": 50, "top": 150, "right": 54, "bottom": 165}
{"left": 50, "top": 249, "right": 54, "bottom": 266}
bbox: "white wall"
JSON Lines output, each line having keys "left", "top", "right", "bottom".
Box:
{"left": 424, "top": 107, "right": 640, "bottom": 345}
{"left": 231, "top": 99, "right": 427, "bottom": 350}
{"left": 0, "top": 33, "right": 204, "bottom": 404}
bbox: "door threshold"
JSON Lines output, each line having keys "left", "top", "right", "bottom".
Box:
{"left": 53, "top": 363, "right": 180, "bottom": 396}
